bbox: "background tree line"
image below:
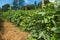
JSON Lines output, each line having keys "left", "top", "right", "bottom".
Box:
{"left": 0, "top": 0, "right": 49, "bottom": 12}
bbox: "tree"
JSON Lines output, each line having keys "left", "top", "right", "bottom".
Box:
{"left": 18, "top": 0, "right": 24, "bottom": 8}
{"left": 13, "top": 0, "right": 24, "bottom": 10}
{"left": 21, "top": 4, "right": 35, "bottom": 10}
{"left": 26, "top": 4, "right": 35, "bottom": 10}
{"left": 2, "top": 4, "right": 10, "bottom": 12}
{"left": 44, "top": 0, "right": 49, "bottom": 4}
{"left": 38, "top": 0, "right": 49, "bottom": 8}
{"left": 37, "top": 1, "right": 42, "bottom": 8}
{"left": 0, "top": 8, "right": 2, "bottom": 12}
{"left": 13, "top": 0, "right": 19, "bottom": 10}
{"left": 34, "top": 1, "right": 37, "bottom": 9}
{"left": 0, "top": 8, "right": 2, "bottom": 14}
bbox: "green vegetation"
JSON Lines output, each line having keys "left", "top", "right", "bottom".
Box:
{"left": 0, "top": 2, "right": 60, "bottom": 40}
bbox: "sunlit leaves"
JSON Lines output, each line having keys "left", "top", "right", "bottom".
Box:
{"left": 0, "top": 4, "right": 60, "bottom": 40}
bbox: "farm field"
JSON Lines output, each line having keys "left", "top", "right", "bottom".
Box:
{"left": 0, "top": 0, "right": 60, "bottom": 40}
{"left": 0, "top": 8, "right": 60, "bottom": 40}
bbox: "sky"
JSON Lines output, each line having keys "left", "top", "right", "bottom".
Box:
{"left": 0, "top": 0, "right": 42, "bottom": 8}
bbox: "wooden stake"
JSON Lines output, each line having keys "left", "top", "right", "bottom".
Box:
{"left": 42, "top": 0, "right": 44, "bottom": 11}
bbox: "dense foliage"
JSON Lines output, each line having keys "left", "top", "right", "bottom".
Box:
{"left": 0, "top": 3, "right": 60, "bottom": 40}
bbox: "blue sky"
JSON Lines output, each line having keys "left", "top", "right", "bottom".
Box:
{"left": 0, "top": 0, "right": 41, "bottom": 8}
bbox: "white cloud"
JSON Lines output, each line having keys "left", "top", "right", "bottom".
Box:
{"left": 24, "top": 0, "right": 29, "bottom": 3}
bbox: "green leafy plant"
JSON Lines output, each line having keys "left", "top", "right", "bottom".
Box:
{"left": 0, "top": 3, "right": 60, "bottom": 40}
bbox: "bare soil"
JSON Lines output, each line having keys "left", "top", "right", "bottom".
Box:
{"left": 0, "top": 19, "right": 28, "bottom": 40}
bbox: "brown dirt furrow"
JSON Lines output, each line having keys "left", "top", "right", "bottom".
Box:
{"left": 0, "top": 19, "right": 28, "bottom": 40}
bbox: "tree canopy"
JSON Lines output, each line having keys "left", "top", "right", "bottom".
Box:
{"left": 13, "top": 0, "right": 24, "bottom": 10}
{"left": 2, "top": 4, "right": 10, "bottom": 12}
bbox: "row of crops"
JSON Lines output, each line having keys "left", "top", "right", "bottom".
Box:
{"left": 0, "top": 3, "right": 60, "bottom": 40}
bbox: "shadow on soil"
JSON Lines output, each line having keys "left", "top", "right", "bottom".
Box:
{"left": 0, "top": 19, "right": 4, "bottom": 40}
